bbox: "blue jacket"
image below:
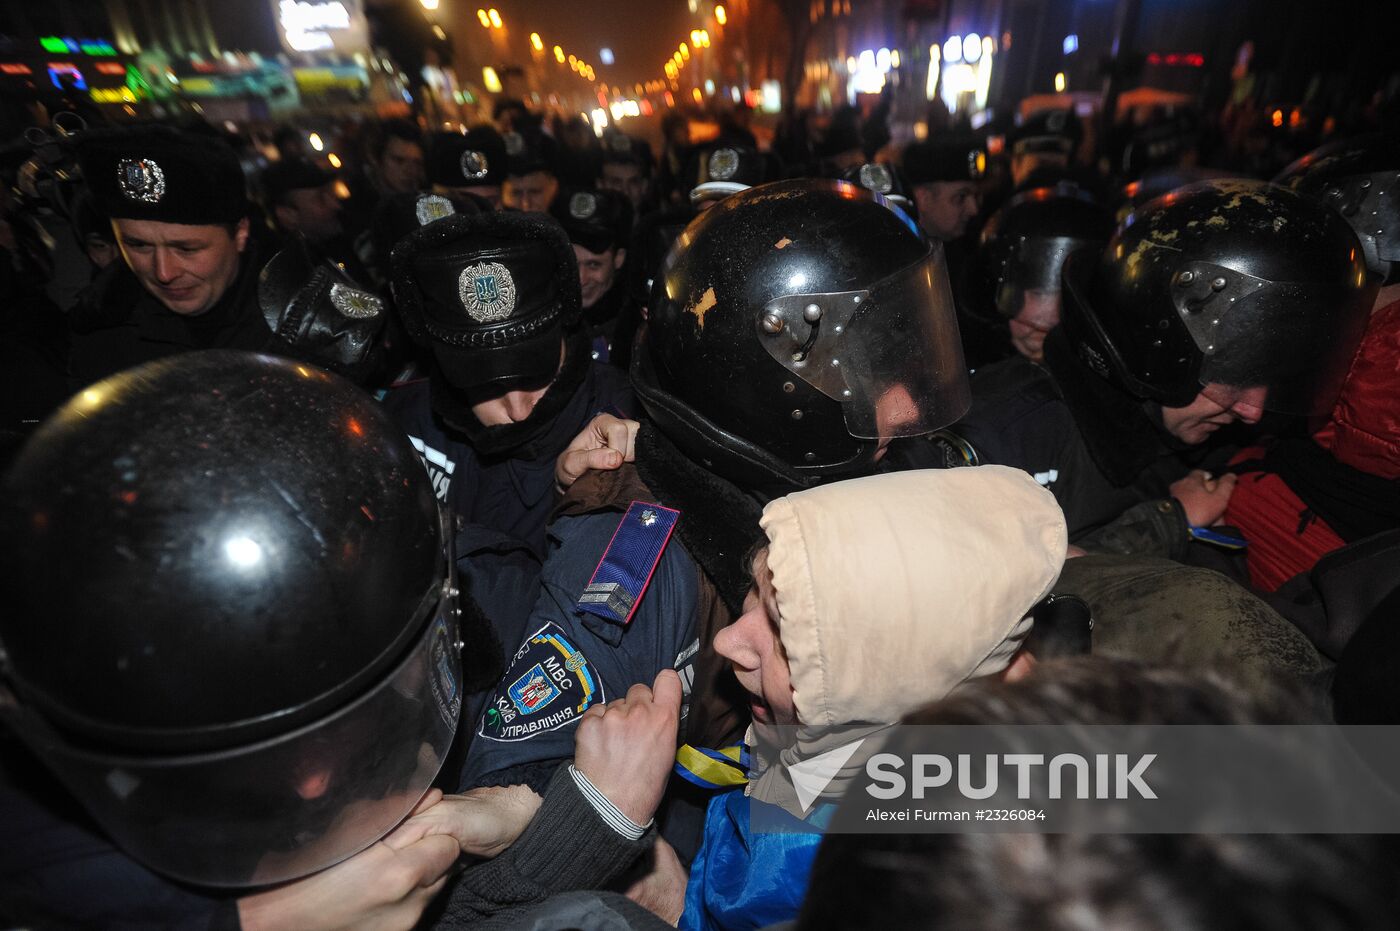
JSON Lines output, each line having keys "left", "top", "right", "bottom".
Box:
{"left": 680, "top": 790, "right": 830, "bottom": 931}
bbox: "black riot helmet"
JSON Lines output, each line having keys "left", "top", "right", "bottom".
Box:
{"left": 839, "top": 161, "right": 918, "bottom": 219}
{"left": 0, "top": 351, "right": 464, "bottom": 887}
{"left": 1276, "top": 134, "right": 1400, "bottom": 283}
{"left": 1115, "top": 167, "right": 1239, "bottom": 223}
{"left": 977, "top": 183, "right": 1115, "bottom": 319}
{"left": 1061, "top": 179, "right": 1376, "bottom": 417}
{"left": 634, "top": 179, "right": 970, "bottom": 492}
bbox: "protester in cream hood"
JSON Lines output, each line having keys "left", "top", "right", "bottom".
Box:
{"left": 679, "top": 466, "right": 1068, "bottom": 931}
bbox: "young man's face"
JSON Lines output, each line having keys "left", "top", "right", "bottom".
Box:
{"left": 379, "top": 136, "right": 425, "bottom": 194}
{"left": 914, "top": 181, "right": 981, "bottom": 241}
{"left": 275, "top": 183, "right": 343, "bottom": 243}
{"left": 599, "top": 161, "right": 647, "bottom": 210}
{"left": 113, "top": 217, "right": 249, "bottom": 316}
{"left": 467, "top": 340, "right": 566, "bottom": 426}
{"left": 502, "top": 172, "right": 559, "bottom": 214}
{"left": 714, "top": 551, "right": 797, "bottom": 726}
{"left": 572, "top": 243, "right": 625, "bottom": 310}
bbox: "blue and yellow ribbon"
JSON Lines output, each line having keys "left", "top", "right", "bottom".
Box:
{"left": 674, "top": 743, "right": 751, "bottom": 789}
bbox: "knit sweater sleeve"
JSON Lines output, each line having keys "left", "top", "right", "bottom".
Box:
{"left": 433, "top": 764, "right": 654, "bottom": 926}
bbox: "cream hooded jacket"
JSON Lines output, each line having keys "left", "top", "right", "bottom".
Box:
{"left": 760, "top": 465, "right": 1068, "bottom": 729}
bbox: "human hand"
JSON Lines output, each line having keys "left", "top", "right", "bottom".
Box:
{"left": 555, "top": 414, "right": 639, "bottom": 493}
{"left": 624, "top": 838, "right": 688, "bottom": 925}
{"left": 1169, "top": 469, "right": 1237, "bottom": 527}
{"left": 575, "top": 669, "right": 682, "bottom": 827}
{"left": 237, "top": 790, "right": 459, "bottom": 931}
{"left": 398, "top": 783, "right": 543, "bottom": 860}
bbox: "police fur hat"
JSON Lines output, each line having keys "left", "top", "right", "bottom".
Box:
{"left": 370, "top": 191, "right": 487, "bottom": 277}
{"left": 1011, "top": 107, "right": 1083, "bottom": 157}
{"left": 503, "top": 129, "right": 559, "bottom": 178}
{"left": 901, "top": 135, "right": 988, "bottom": 186}
{"left": 78, "top": 125, "right": 248, "bottom": 224}
{"left": 689, "top": 143, "right": 778, "bottom": 203}
{"left": 390, "top": 210, "right": 580, "bottom": 392}
{"left": 548, "top": 187, "right": 632, "bottom": 254}
{"left": 428, "top": 127, "right": 506, "bottom": 188}
{"left": 261, "top": 157, "right": 333, "bottom": 205}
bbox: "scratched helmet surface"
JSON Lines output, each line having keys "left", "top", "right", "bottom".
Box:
{"left": 634, "top": 178, "right": 970, "bottom": 492}
{"left": 1061, "top": 179, "right": 1375, "bottom": 416}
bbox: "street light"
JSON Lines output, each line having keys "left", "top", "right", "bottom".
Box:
{"left": 419, "top": 0, "right": 439, "bottom": 9}
{"left": 715, "top": 4, "right": 727, "bottom": 24}
{"left": 488, "top": 8, "right": 502, "bottom": 28}
{"left": 530, "top": 32, "right": 544, "bottom": 51}
{"left": 477, "top": 9, "right": 490, "bottom": 27}
{"left": 554, "top": 45, "right": 565, "bottom": 63}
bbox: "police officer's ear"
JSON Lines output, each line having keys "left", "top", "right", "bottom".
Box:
{"left": 613, "top": 247, "right": 627, "bottom": 271}
{"left": 233, "top": 215, "right": 251, "bottom": 253}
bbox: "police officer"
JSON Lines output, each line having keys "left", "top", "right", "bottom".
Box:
{"left": 0, "top": 350, "right": 469, "bottom": 924}
{"left": 901, "top": 134, "right": 1005, "bottom": 368}
{"left": 383, "top": 209, "right": 635, "bottom": 556}
{"left": 502, "top": 131, "right": 560, "bottom": 214}
{"left": 455, "top": 180, "right": 970, "bottom": 851}
{"left": 974, "top": 183, "right": 1115, "bottom": 363}
{"left": 922, "top": 179, "right": 1375, "bottom": 544}
{"left": 549, "top": 187, "right": 634, "bottom": 365}
{"left": 259, "top": 156, "right": 369, "bottom": 284}
{"left": 65, "top": 126, "right": 274, "bottom": 387}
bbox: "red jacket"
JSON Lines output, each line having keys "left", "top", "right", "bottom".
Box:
{"left": 1225, "top": 300, "right": 1400, "bottom": 591}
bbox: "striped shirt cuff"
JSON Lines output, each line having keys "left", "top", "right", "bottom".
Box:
{"left": 568, "top": 764, "right": 651, "bottom": 840}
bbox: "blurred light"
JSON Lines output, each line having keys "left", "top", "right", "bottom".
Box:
{"left": 704, "top": 79, "right": 715, "bottom": 95}
{"left": 890, "top": 49, "right": 900, "bottom": 68}
{"left": 943, "top": 37, "right": 961, "bottom": 63}
{"left": 600, "top": 47, "right": 614, "bottom": 65}
{"left": 680, "top": 43, "right": 690, "bottom": 60}
{"left": 688, "top": 0, "right": 698, "bottom": 10}
{"left": 1054, "top": 71, "right": 1066, "bottom": 92}
{"left": 983, "top": 36, "right": 994, "bottom": 58}
{"left": 530, "top": 32, "right": 544, "bottom": 51}
{"left": 858, "top": 49, "right": 875, "bottom": 70}
{"left": 419, "top": 0, "right": 439, "bottom": 8}
{"left": 926, "top": 43, "right": 940, "bottom": 100}
{"left": 731, "top": 86, "right": 741, "bottom": 103}
{"left": 762, "top": 79, "right": 781, "bottom": 112}
{"left": 432, "top": 24, "right": 446, "bottom": 40}
{"left": 876, "top": 48, "right": 890, "bottom": 70}
{"left": 913, "top": 121, "right": 928, "bottom": 140}
{"left": 691, "top": 29, "right": 702, "bottom": 46}
{"left": 327, "top": 152, "right": 342, "bottom": 168}
{"left": 698, "top": 30, "right": 710, "bottom": 47}
{"left": 554, "top": 45, "right": 565, "bottom": 62}
{"left": 692, "top": 87, "right": 702, "bottom": 103}
{"left": 333, "top": 179, "right": 351, "bottom": 199}
{"left": 477, "top": 8, "right": 490, "bottom": 27}
{"left": 487, "top": 8, "right": 502, "bottom": 28}
{"left": 1271, "top": 109, "right": 1284, "bottom": 127}
{"left": 483, "top": 66, "right": 502, "bottom": 92}
{"left": 963, "top": 34, "right": 981, "bottom": 63}
{"left": 225, "top": 536, "right": 263, "bottom": 569}
{"left": 715, "top": 4, "right": 727, "bottom": 24}
{"left": 569, "top": 54, "right": 577, "bottom": 65}
{"left": 664, "top": 90, "right": 675, "bottom": 106}
{"left": 1063, "top": 33, "right": 1078, "bottom": 55}
{"left": 308, "top": 132, "right": 324, "bottom": 151}
{"left": 591, "top": 107, "right": 608, "bottom": 135}
{"left": 846, "top": 56, "right": 856, "bottom": 72}
{"left": 941, "top": 62, "right": 976, "bottom": 111}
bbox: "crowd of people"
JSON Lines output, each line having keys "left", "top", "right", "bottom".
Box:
{"left": 2, "top": 80, "right": 1400, "bottom": 930}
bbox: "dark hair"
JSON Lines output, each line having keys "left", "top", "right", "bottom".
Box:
{"left": 797, "top": 658, "right": 1400, "bottom": 931}
{"left": 372, "top": 119, "right": 423, "bottom": 161}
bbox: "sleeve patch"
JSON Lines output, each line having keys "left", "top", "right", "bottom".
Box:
{"left": 478, "top": 622, "right": 605, "bottom": 743}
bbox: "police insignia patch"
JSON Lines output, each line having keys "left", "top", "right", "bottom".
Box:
{"left": 479, "top": 623, "right": 604, "bottom": 742}
{"left": 569, "top": 191, "right": 597, "bottom": 219}
{"left": 709, "top": 148, "right": 740, "bottom": 181}
{"left": 328, "top": 282, "right": 383, "bottom": 319}
{"left": 415, "top": 193, "right": 456, "bottom": 225}
{"left": 427, "top": 615, "right": 461, "bottom": 727}
{"left": 458, "top": 261, "right": 517, "bottom": 322}
{"left": 858, "top": 162, "right": 893, "bottom": 194}
{"left": 117, "top": 157, "right": 166, "bottom": 203}
{"left": 459, "top": 150, "right": 490, "bottom": 181}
